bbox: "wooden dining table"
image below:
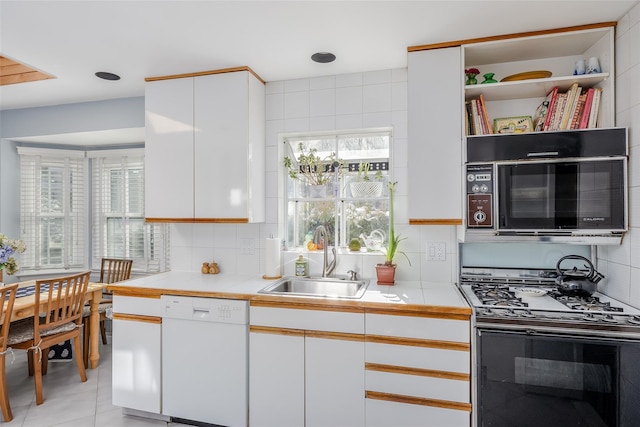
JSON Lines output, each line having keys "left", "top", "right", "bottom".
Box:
{"left": 8, "top": 280, "right": 107, "bottom": 369}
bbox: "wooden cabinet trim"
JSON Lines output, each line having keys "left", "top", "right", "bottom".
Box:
{"left": 365, "top": 362, "right": 469, "bottom": 382}
{"left": 366, "top": 335, "right": 470, "bottom": 352}
{"left": 305, "top": 330, "right": 365, "bottom": 342}
{"left": 250, "top": 325, "right": 305, "bottom": 337}
{"left": 145, "top": 66, "right": 265, "bottom": 84}
{"left": 408, "top": 21, "right": 616, "bottom": 52}
{"left": 366, "top": 306, "right": 471, "bottom": 319}
{"left": 409, "top": 219, "right": 463, "bottom": 226}
{"left": 145, "top": 217, "right": 249, "bottom": 223}
{"left": 366, "top": 390, "right": 472, "bottom": 412}
{"left": 250, "top": 299, "right": 364, "bottom": 313}
{"left": 108, "top": 288, "right": 162, "bottom": 298}
{"left": 112, "top": 313, "right": 162, "bottom": 324}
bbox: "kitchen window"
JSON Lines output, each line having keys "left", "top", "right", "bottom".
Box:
{"left": 19, "top": 147, "right": 87, "bottom": 270}
{"left": 90, "top": 150, "right": 169, "bottom": 273}
{"left": 18, "top": 147, "right": 169, "bottom": 274}
{"left": 283, "top": 129, "right": 391, "bottom": 250}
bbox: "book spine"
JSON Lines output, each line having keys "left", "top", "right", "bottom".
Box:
{"left": 542, "top": 87, "right": 559, "bottom": 131}
{"left": 570, "top": 93, "right": 586, "bottom": 129}
{"left": 479, "top": 94, "right": 492, "bottom": 135}
{"left": 465, "top": 101, "right": 474, "bottom": 135}
{"left": 578, "top": 88, "right": 595, "bottom": 129}
{"left": 560, "top": 84, "right": 579, "bottom": 130}
{"left": 475, "top": 99, "right": 487, "bottom": 134}
{"left": 550, "top": 93, "right": 567, "bottom": 131}
{"left": 588, "top": 88, "right": 602, "bottom": 129}
{"left": 471, "top": 99, "right": 481, "bottom": 135}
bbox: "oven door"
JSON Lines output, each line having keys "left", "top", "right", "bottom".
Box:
{"left": 497, "top": 158, "right": 626, "bottom": 232}
{"left": 477, "top": 329, "right": 640, "bottom": 427}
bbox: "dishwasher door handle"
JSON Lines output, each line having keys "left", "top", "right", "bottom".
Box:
{"left": 193, "top": 308, "right": 211, "bottom": 320}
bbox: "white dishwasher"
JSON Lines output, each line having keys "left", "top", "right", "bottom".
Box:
{"left": 161, "top": 295, "right": 248, "bottom": 427}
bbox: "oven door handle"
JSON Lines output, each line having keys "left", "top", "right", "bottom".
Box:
{"left": 527, "top": 151, "right": 559, "bottom": 157}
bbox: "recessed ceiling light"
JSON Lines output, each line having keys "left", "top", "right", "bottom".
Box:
{"left": 311, "top": 52, "right": 336, "bottom": 63}
{"left": 95, "top": 71, "right": 120, "bottom": 81}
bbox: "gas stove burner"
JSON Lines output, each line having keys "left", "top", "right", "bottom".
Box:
{"left": 484, "top": 299, "right": 528, "bottom": 308}
{"left": 582, "top": 313, "right": 600, "bottom": 321}
{"left": 555, "top": 295, "right": 624, "bottom": 312}
{"left": 520, "top": 310, "right": 535, "bottom": 318}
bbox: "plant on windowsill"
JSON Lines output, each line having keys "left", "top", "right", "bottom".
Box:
{"left": 350, "top": 161, "right": 384, "bottom": 198}
{"left": 284, "top": 142, "right": 342, "bottom": 198}
{"left": 375, "top": 181, "right": 411, "bottom": 285}
{"left": 0, "top": 233, "right": 26, "bottom": 282}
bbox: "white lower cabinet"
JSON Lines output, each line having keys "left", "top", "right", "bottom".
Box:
{"left": 111, "top": 296, "right": 163, "bottom": 415}
{"left": 249, "top": 304, "right": 365, "bottom": 427}
{"left": 364, "top": 310, "right": 472, "bottom": 427}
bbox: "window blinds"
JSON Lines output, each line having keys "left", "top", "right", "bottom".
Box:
{"left": 91, "top": 153, "right": 169, "bottom": 273}
{"left": 19, "top": 150, "right": 87, "bottom": 270}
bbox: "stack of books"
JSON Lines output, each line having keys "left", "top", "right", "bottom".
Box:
{"left": 465, "top": 94, "right": 492, "bottom": 135}
{"left": 533, "top": 84, "right": 602, "bottom": 132}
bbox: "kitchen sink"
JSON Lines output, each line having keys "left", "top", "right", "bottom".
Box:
{"left": 259, "top": 276, "right": 369, "bottom": 299}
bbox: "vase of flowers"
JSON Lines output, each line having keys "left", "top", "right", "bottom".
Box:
{"left": 0, "top": 233, "right": 26, "bottom": 282}
{"left": 284, "top": 142, "right": 343, "bottom": 198}
{"left": 465, "top": 68, "right": 480, "bottom": 85}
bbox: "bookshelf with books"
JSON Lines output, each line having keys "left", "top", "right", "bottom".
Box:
{"left": 462, "top": 23, "right": 615, "bottom": 142}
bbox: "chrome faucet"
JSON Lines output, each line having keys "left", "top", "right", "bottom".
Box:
{"left": 313, "top": 225, "right": 336, "bottom": 277}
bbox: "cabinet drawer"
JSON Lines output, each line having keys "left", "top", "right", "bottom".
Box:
{"left": 365, "top": 341, "right": 470, "bottom": 374}
{"left": 113, "top": 295, "right": 162, "bottom": 317}
{"left": 366, "top": 368, "right": 469, "bottom": 403}
{"left": 366, "top": 397, "right": 470, "bottom": 427}
{"left": 366, "top": 313, "right": 469, "bottom": 343}
{"left": 250, "top": 306, "right": 364, "bottom": 334}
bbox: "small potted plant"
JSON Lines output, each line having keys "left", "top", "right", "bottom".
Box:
{"left": 465, "top": 67, "right": 480, "bottom": 85}
{"left": 284, "top": 142, "right": 341, "bottom": 197}
{"left": 350, "top": 161, "right": 384, "bottom": 198}
{"left": 375, "top": 181, "right": 411, "bottom": 285}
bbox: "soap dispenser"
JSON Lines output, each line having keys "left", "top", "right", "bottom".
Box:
{"left": 295, "top": 255, "right": 308, "bottom": 277}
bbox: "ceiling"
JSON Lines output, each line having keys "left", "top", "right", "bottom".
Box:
{"left": 0, "top": 1, "right": 637, "bottom": 112}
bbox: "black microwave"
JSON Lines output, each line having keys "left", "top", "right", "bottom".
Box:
{"left": 465, "top": 128, "right": 628, "bottom": 244}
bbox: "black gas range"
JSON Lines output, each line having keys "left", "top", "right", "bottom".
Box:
{"left": 460, "top": 269, "right": 640, "bottom": 427}
{"left": 460, "top": 270, "right": 640, "bottom": 339}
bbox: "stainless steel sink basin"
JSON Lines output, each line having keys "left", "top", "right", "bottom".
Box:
{"left": 259, "top": 276, "right": 369, "bottom": 299}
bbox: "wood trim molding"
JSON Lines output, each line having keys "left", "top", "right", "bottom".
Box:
{"left": 250, "top": 298, "right": 364, "bottom": 314}
{"left": 408, "top": 21, "right": 617, "bottom": 52}
{"left": 365, "top": 362, "right": 469, "bottom": 381}
{"left": 108, "top": 287, "right": 162, "bottom": 298}
{"left": 250, "top": 325, "right": 305, "bottom": 337}
{"left": 145, "top": 218, "right": 249, "bottom": 223}
{"left": 0, "top": 55, "right": 54, "bottom": 86}
{"left": 366, "top": 390, "right": 472, "bottom": 412}
{"left": 112, "top": 313, "right": 162, "bottom": 324}
{"left": 366, "top": 335, "right": 470, "bottom": 352}
{"left": 305, "top": 330, "right": 365, "bottom": 342}
{"left": 366, "top": 306, "right": 471, "bottom": 320}
{"left": 145, "top": 66, "right": 265, "bottom": 85}
{"left": 409, "top": 219, "right": 463, "bottom": 226}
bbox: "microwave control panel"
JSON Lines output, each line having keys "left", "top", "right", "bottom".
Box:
{"left": 466, "top": 164, "right": 493, "bottom": 228}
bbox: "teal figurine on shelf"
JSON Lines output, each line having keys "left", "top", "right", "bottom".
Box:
{"left": 481, "top": 73, "right": 497, "bottom": 84}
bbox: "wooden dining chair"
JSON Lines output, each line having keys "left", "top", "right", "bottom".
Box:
{"left": 82, "top": 258, "right": 132, "bottom": 368}
{"left": 7, "top": 272, "right": 91, "bottom": 405}
{"left": 0, "top": 283, "right": 19, "bottom": 422}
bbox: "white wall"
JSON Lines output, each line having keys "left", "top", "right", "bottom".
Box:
{"left": 169, "top": 69, "right": 460, "bottom": 282}
{"left": 597, "top": 3, "right": 640, "bottom": 307}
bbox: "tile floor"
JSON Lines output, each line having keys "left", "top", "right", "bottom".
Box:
{"left": 4, "top": 337, "right": 189, "bottom": 426}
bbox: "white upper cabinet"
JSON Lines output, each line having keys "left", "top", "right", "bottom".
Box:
{"left": 407, "top": 46, "right": 463, "bottom": 224}
{"left": 145, "top": 68, "right": 265, "bottom": 223}
{"left": 145, "top": 77, "right": 195, "bottom": 219}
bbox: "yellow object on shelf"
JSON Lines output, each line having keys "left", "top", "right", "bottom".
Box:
{"left": 500, "top": 70, "right": 552, "bottom": 82}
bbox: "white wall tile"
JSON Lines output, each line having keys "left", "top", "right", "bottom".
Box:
{"left": 336, "top": 113, "right": 363, "bottom": 130}
{"left": 630, "top": 22, "right": 640, "bottom": 70}
{"left": 629, "top": 267, "right": 640, "bottom": 307}
{"left": 310, "top": 89, "right": 335, "bottom": 117}
{"left": 310, "top": 115, "right": 336, "bottom": 131}
{"left": 266, "top": 93, "right": 284, "bottom": 120}
{"left": 392, "top": 81, "right": 408, "bottom": 112}
{"left": 616, "top": 69, "right": 631, "bottom": 113}
{"left": 265, "top": 119, "right": 284, "bottom": 146}
{"left": 630, "top": 64, "right": 640, "bottom": 107}
{"left": 392, "top": 68, "right": 408, "bottom": 83}
{"left": 284, "top": 78, "right": 310, "bottom": 93}
{"left": 212, "top": 223, "right": 237, "bottom": 248}
{"left": 192, "top": 223, "right": 215, "bottom": 248}
{"left": 363, "top": 111, "right": 392, "bottom": 128}
{"left": 284, "top": 91, "right": 310, "bottom": 119}
{"left": 266, "top": 81, "right": 284, "bottom": 94}
{"left": 310, "top": 75, "right": 336, "bottom": 90}
{"left": 392, "top": 110, "right": 408, "bottom": 139}
{"left": 283, "top": 117, "right": 310, "bottom": 133}
{"left": 616, "top": 30, "right": 631, "bottom": 74}
{"left": 336, "top": 86, "right": 363, "bottom": 115}
{"left": 336, "top": 73, "right": 363, "bottom": 88}
{"left": 363, "top": 83, "right": 392, "bottom": 113}
{"left": 364, "top": 70, "right": 392, "bottom": 85}
{"left": 629, "top": 3, "right": 640, "bottom": 26}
